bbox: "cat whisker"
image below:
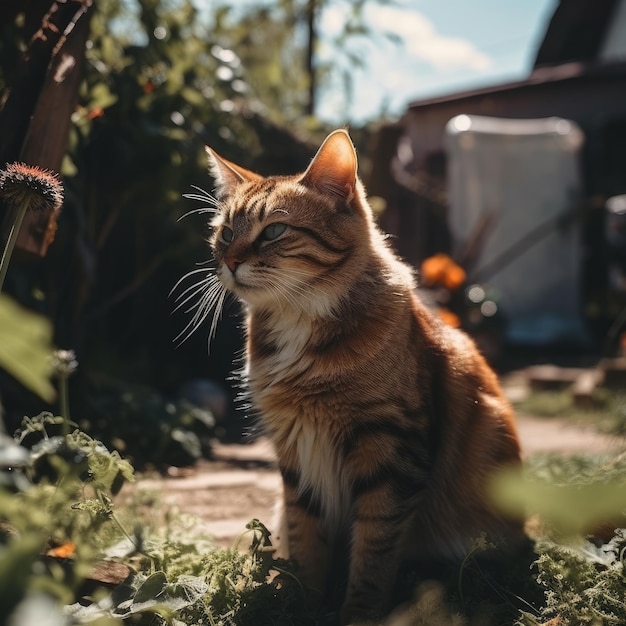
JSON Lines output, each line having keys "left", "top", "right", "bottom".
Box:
{"left": 179, "top": 186, "right": 224, "bottom": 220}
{"left": 186, "top": 283, "right": 225, "bottom": 322}
{"left": 255, "top": 274, "right": 301, "bottom": 312}
{"left": 207, "top": 287, "right": 229, "bottom": 345}
{"left": 184, "top": 184, "right": 221, "bottom": 204}
{"left": 178, "top": 207, "right": 217, "bottom": 221}
{"left": 184, "top": 276, "right": 224, "bottom": 316}
{"left": 169, "top": 266, "right": 215, "bottom": 297}
{"left": 274, "top": 283, "right": 303, "bottom": 312}
{"left": 170, "top": 267, "right": 215, "bottom": 302}
{"left": 172, "top": 271, "right": 228, "bottom": 347}
{"left": 171, "top": 277, "right": 215, "bottom": 312}
{"left": 174, "top": 291, "right": 225, "bottom": 346}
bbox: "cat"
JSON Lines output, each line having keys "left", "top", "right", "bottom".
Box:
{"left": 197, "top": 129, "right": 523, "bottom": 624}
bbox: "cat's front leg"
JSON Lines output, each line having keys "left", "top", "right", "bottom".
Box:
{"left": 280, "top": 477, "right": 330, "bottom": 602}
{"left": 340, "top": 483, "right": 418, "bottom": 625}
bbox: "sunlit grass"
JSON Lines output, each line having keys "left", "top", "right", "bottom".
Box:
{"left": 514, "top": 385, "right": 626, "bottom": 436}
{"left": 4, "top": 413, "right": 626, "bottom": 625}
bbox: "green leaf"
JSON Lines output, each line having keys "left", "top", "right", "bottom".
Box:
{"left": 66, "top": 430, "right": 135, "bottom": 490}
{"left": 130, "top": 571, "right": 207, "bottom": 617}
{"left": 490, "top": 467, "right": 626, "bottom": 536}
{"left": 0, "top": 295, "right": 55, "bottom": 401}
{"left": 132, "top": 571, "right": 167, "bottom": 605}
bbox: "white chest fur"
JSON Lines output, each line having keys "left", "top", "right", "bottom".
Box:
{"left": 248, "top": 310, "right": 351, "bottom": 527}
{"left": 289, "top": 417, "right": 351, "bottom": 529}
{"left": 259, "top": 312, "right": 312, "bottom": 378}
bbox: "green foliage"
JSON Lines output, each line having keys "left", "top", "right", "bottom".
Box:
{"left": 504, "top": 452, "right": 626, "bottom": 625}
{"left": 491, "top": 452, "right": 626, "bottom": 537}
{"left": 518, "top": 532, "right": 626, "bottom": 626}
{"left": 80, "top": 382, "right": 216, "bottom": 468}
{"left": 67, "top": 517, "right": 313, "bottom": 626}
{"left": 1, "top": 416, "right": 312, "bottom": 626}
{"left": 207, "top": 0, "right": 392, "bottom": 122}
{"left": 66, "top": 570, "right": 209, "bottom": 623}
{"left": 0, "top": 414, "right": 135, "bottom": 623}
{"left": 0, "top": 294, "right": 55, "bottom": 401}
{"left": 4, "top": 415, "right": 626, "bottom": 626}
{"left": 210, "top": 1, "right": 310, "bottom": 123}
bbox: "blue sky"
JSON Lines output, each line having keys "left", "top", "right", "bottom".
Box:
{"left": 317, "top": 0, "right": 558, "bottom": 123}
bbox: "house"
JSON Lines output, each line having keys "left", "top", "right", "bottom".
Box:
{"left": 374, "top": 0, "right": 626, "bottom": 346}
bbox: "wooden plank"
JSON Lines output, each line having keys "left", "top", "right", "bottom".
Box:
{"left": 526, "top": 364, "right": 586, "bottom": 390}
{"left": 572, "top": 369, "right": 604, "bottom": 408}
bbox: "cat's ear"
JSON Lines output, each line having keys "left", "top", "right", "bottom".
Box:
{"left": 205, "top": 146, "right": 263, "bottom": 197}
{"left": 300, "top": 129, "right": 357, "bottom": 205}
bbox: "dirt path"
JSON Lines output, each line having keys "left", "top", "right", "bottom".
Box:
{"left": 132, "top": 413, "right": 623, "bottom": 547}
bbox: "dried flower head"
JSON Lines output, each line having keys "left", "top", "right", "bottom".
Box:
{"left": 0, "top": 162, "right": 63, "bottom": 213}
{"left": 52, "top": 349, "right": 78, "bottom": 377}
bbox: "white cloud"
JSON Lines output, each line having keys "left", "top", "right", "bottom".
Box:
{"left": 317, "top": 2, "right": 496, "bottom": 122}
{"left": 366, "top": 4, "right": 492, "bottom": 72}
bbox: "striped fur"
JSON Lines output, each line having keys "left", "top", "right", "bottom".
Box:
{"left": 204, "top": 130, "right": 522, "bottom": 624}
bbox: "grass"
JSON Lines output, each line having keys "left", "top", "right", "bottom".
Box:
{"left": 3, "top": 412, "right": 626, "bottom": 626}
{"left": 515, "top": 384, "right": 626, "bottom": 436}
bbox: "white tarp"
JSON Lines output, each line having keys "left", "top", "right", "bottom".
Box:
{"left": 445, "top": 114, "right": 587, "bottom": 345}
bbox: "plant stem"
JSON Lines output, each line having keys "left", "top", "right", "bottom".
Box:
{"left": 0, "top": 198, "right": 29, "bottom": 292}
{"left": 96, "top": 488, "right": 140, "bottom": 551}
{"left": 59, "top": 374, "right": 71, "bottom": 435}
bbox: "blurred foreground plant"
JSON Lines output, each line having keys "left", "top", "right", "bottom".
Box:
{"left": 0, "top": 413, "right": 310, "bottom": 626}
{"left": 0, "top": 413, "right": 135, "bottom": 623}
{"left": 4, "top": 417, "right": 626, "bottom": 625}
{"left": 0, "top": 294, "right": 56, "bottom": 401}
{"left": 489, "top": 452, "right": 626, "bottom": 626}
{"left": 490, "top": 452, "right": 626, "bottom": 538}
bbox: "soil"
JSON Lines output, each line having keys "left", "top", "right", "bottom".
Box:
{"left": 128, "top": 378, "right": 625, "bottom": 548}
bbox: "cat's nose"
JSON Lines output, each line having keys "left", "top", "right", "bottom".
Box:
{"left": 225, "top": 256, "right": 243, "bottom": 274}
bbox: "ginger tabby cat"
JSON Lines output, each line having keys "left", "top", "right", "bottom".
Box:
{"left": 200, "top": 130, "right": 522, "bottom": 624}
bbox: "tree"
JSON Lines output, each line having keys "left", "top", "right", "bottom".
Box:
{"left": 211, "top": 0, "right": 391, "bottom": 121}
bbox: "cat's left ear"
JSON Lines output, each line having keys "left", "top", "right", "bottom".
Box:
{"left": 300, "top": 129, "right": 357, "bottom": 205}
{"left": 205, "top": 146, "right": 263, "bottom": 197}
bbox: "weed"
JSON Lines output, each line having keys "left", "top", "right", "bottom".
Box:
{"left": 3, "top": 414, "right": 626, "bottom": 625}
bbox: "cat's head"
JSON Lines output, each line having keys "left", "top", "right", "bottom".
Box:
{"left": 206, "top": 130, "right": 376, "bottom": 316}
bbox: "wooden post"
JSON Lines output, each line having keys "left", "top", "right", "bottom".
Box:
{"left": 0, "top": 0, "right": 92, "bottom": 257}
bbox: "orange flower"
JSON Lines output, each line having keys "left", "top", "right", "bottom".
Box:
{"left": 421, "top": 253, "right": 466, "bottom": 291}
{"left": 47, "top": 541, "right": 76, "bottom": 558}
{"left": 420, "top": 253, "right": 449, "bottom": 286}
{"left": 442, "top": 263, "right": 466, "bottom": 291}
{"left": 87, "top": 106, "right": 104, "bottom": 120}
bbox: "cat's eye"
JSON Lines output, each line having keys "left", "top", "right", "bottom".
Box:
{"left": 261, "top": 222, "right": 287, "bottom": 241}
{"left": 221, "top": 226, "right": 234, "bottom": 243}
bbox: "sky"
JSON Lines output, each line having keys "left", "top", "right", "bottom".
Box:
{"left": 316, "top": 0, "right": 558, "bottom": 123}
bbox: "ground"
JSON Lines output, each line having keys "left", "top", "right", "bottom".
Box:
{"left": 130, "top": 376, "right": 623, "bottom": 548}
